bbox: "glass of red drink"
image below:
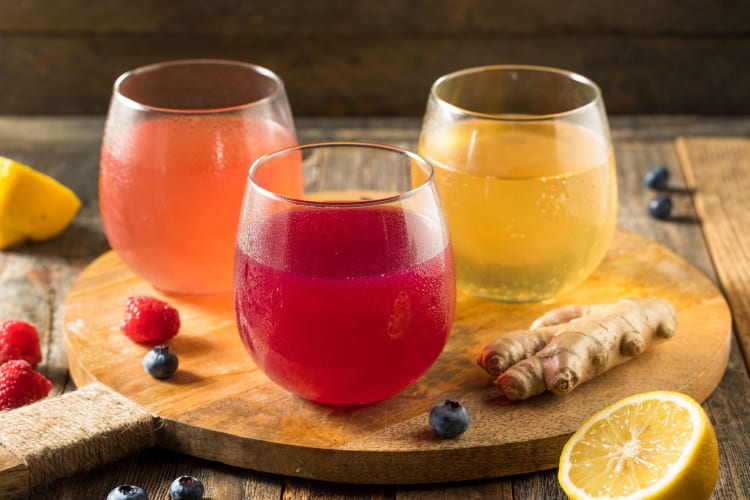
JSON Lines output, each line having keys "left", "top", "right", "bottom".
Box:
{"left": 100, "top": 60, "right": 299, "bottom": 294}
{"left": 233, "top": 142, "right": 456, "bottom": 405}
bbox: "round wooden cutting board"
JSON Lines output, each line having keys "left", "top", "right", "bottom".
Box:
{"left": 62, "top": 228, "right": 731, "bottom": 484}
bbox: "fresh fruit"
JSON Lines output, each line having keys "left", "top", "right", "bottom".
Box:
{"left": 558, "top": 391, "right": 719, "bottom": 500}
{"left": 0, "top": 359, "right": 52, "bottom": 410}
{"left": 170, "top": 475, "right": 205, "bottom": 500}
{"left": 120, "top": 295, "right": 181, "bottom": 344}
{"left": 0, "top": 155, "right": 81, "bottom": 247}
{"left": 648, "top": 193, "right": 673, "bottom": 220}
{"left": 0, "top": 318, "right": 42, "bottom": 367}
{"left": 142, "top": 345, "right": 179, "bottom": 379}
{"left": 643, "top": 165, "right": 670, "bottom": 190}
{"left": 0, "top": 226, "right": 25, "bottom": 249}
{"left": 428, "top": 400, "right": 470, "bottom": 438}
{"left": 106, "top": 484, "right": 149, "bottom": 500}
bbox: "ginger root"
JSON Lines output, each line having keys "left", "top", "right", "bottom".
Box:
{"left": 477, "top": 297, "right": 677, "bottom": 400}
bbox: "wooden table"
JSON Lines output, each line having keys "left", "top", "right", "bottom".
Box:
{"left": 2, "top": 115, "right": 750, "bottom": 499}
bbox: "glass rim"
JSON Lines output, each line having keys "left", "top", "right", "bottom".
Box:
{"left": 112, "top": 58, "right": 285, "bottom": 114}
{"left": 430, "top": 64, "right": 603, "bottom": 121}
{"left": 248, "top": 141, "right": 436, "bottom": 208}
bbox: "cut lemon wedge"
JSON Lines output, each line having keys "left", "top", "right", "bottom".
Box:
{"left": 0, "top": 226, "right": 25, "bottom": 249}
{"left": 0, "top": 156, "right": 80, "bottom": 247}
{"left": 558, "top": 391, "right": 719, "bottom": 500}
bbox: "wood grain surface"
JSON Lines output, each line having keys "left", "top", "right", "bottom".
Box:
{"left": 1, "top": 116, "right": 749, "bottom": 499}
{"left": 60, "top": 227, "right": 730, "bottom": 484}
{"left": 0, "top": 2, "right": 748, "bottom": 115}
{"left": 677, "top": 138, "right": 750, "bottom": 367}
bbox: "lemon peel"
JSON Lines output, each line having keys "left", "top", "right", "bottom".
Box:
{"left": 0, "top": 156, "right": 80, "bottom": 248}
{"left": 558, "top": 390, "right": 719, "bottom": 500}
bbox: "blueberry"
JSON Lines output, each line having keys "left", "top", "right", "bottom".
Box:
{"left": 648, "top": 193, "right": 673, "bottom": 220}
{"left": 142, "top": 345, "right": 179, "bottom": 379}
{"left": 429, "top": 400, "right": 470, "bottom": 438}
{"left": 644, "top": 165, "right": 670, "bottom": 190}
{"left": 170, "top": 475, "right": 205, "bottom": 500}
{"left": 107, "top": 484, "right": 148, "bottom": 500}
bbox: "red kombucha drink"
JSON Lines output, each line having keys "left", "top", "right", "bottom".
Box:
{"left": 233, "top": 206, "right": 455, "bottom": 405}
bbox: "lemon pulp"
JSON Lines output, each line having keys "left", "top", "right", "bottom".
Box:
{"left": 559, "top": 391, "right": 719, "bottom": 500}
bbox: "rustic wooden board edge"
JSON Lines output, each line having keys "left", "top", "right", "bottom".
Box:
{"left": 153, "top": 416, "right": 571, "bottom": 484}
{"left": 60, "top": 228, "right": 733, "bottom": 485}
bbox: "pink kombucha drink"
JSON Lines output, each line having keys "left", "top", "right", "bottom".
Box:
{"left": 100, "top": 115, "right": 297, "bottom": 293}
{"left": 234, "top": 206, "right": 455, "bottom": 405}
{"left": 99, "top": 60, "right": 298, "bottom": 294}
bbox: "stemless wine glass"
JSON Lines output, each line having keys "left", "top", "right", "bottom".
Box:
{"left": 418, "top": 65, "right": 618, "bottom": 302}
{"left": 233, "top": 142, "right": 456, "bottom": 405}
{"left": 100, "top": 59, "right": 299, "bottom": 294}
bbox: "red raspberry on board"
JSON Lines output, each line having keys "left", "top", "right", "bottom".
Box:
{"left": 120, "top": 295, "right": 181, "bottom": 344}
{"left": 0, "top": 359, "right": 52, "bottom": 410}
{"left": 0, "top": 318, "right": 42, "bottom": 368}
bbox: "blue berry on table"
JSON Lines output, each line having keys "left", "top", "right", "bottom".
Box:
{"left": 648, "top": 193, "right": 673, "bottom": 220}
{"left": 644, "top": 165, "right": 670, "bottom": 190}
{"left": 429, "top": 400, "right": 471, "bottom": 438}
{"left": 170, "top": 475, "right": 205, "bottom": 500}
{"left": 106, "top": 484, "right": 149, "bottom": 500}
{"left": 142, "top": 345, "right": 179, "bottom": 379}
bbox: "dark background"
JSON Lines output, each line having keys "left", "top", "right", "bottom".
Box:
{"left": 0, "top": 0, "right": 747, "bottom": 116}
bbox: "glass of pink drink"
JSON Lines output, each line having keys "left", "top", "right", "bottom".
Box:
{"left": 100, "top": 60, "right": 299, "bottom": 294}
{"left": 234, "top": 142, "right": 456, "bottom": 405}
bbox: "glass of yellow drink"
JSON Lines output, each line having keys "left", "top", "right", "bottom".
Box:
{"left": 418, "top": 65, "right": 617, "bottom": 302}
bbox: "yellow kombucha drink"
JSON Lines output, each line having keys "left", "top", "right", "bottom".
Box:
{"left": 419, "top": 119, "right": 617, "bottom": 302}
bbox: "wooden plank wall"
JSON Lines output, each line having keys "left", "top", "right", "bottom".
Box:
{"left": 0, "top": 0, "right": 747, "bottom": 116}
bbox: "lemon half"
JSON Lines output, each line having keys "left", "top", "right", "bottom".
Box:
{"left": 558, "top": 391, "right": 719, "bottom": 500}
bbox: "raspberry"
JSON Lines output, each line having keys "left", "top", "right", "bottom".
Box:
{"left": 0, "top": 359, "right": 52, "bottom": 410}
{"left": 120, "top": 296, "right": 181, "bottom": 344}
{"left": 0, "top": 318, "right": 42, "bottom": 368}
